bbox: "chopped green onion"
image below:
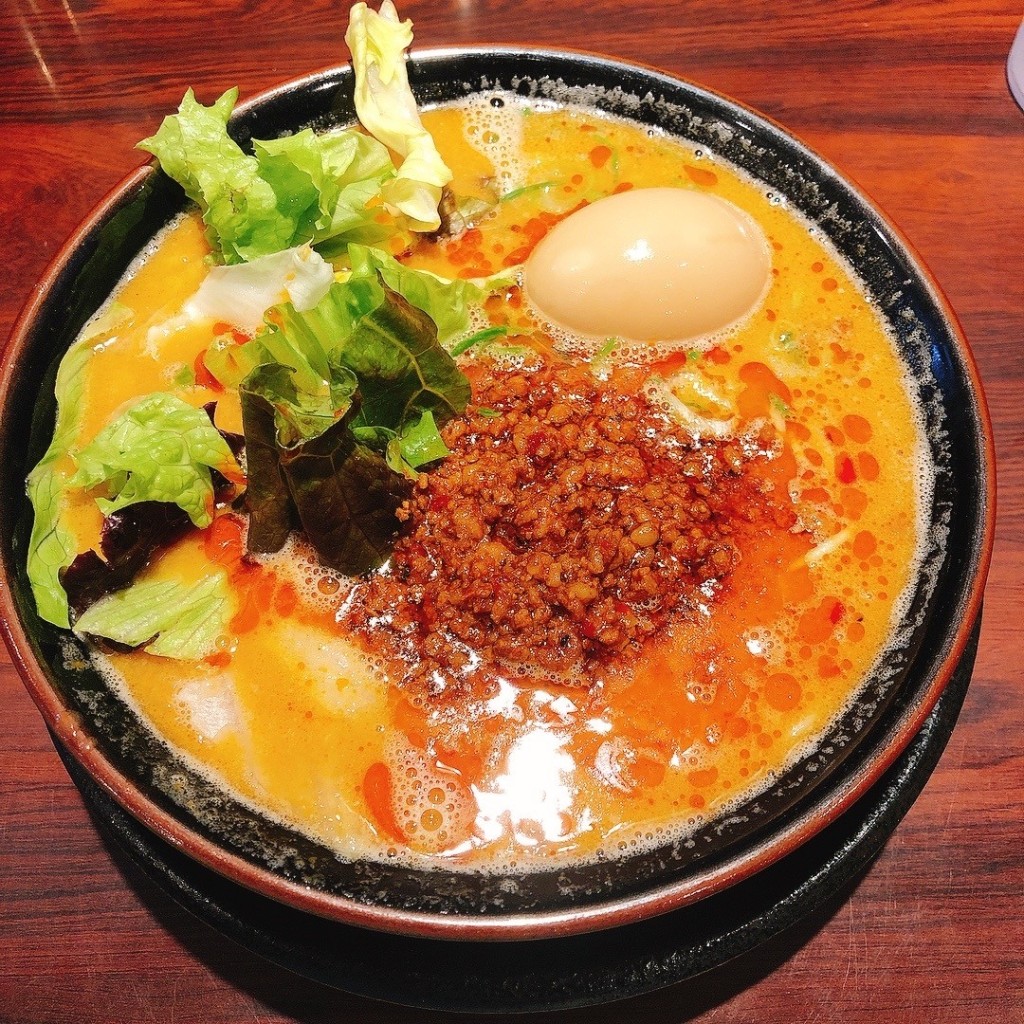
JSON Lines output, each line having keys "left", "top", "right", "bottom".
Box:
{"left": 500, "top": 181, "right": 559, "bottom": 203}
{"left": 172, "top": 364, "right": 196, "bottom": 387}
{"left": 450, "top": 325, "right": 509, "bottom": 356}
{"left": 591, "top": 337, "right": 619, "bottom": 364}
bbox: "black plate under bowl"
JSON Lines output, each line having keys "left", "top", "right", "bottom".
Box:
{"left": 58, "top": 617, "right": 978, "bottom": 1013}
{"left": 0, "top": 49, "right": 994, "bottom": 939}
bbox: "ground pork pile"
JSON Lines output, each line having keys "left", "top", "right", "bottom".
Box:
{"left": 346, "top": 360, "right": 786, "bottom": 698}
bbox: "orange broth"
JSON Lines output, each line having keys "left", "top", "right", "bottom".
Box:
{"left": 71, "top": 98, "right": 928, "bottom": 870}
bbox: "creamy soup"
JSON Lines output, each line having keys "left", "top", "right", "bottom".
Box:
{"left": 45, "top": 96, "right": 929, "bottom": 870}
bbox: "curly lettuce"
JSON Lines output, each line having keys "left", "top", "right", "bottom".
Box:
{"left": 71, "top": 394, "right": 240, "bottom": 528}
{"left": 26, "top": 303, "right": 132, "bottom": 628}
{"left": 73, "top": 570, "right": 233, "bottom": 659}
{"left": 138, "top": 89, "right": 395, "bottom": 263}
{"left": 29, "top": 5, "right": 471, "bottom": 630}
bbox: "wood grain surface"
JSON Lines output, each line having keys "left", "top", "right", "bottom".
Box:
{"left": 1, "top": 1, "right": 1022, "bottom": 1021}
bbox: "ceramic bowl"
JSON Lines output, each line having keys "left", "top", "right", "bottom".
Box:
{"left": 0, "top": 49, "right": 995, "bottom": 941}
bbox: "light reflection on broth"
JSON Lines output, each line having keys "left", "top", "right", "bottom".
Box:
{"left": 81, "top": 95, "right": 931, "bottom": 872}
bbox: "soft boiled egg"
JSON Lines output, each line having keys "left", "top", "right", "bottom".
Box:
{"left": 523, "top": 187, "right": 771, "bottom": 345}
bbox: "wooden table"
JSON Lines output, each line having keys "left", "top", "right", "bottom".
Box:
{"left": 2, "top": 1, "right": 1022, "bottom": 1020}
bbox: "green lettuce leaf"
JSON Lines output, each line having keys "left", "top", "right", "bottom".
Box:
{"left": 138, "top": 88, "right": 295, "bottom": 263}
{"left": 203, "top": 320, "right": 322, "bottom": 394}
{"left": 254, "top": 129, "right": 394, "bottom": 253}
{"left": 203, "top": 242, "right": 488, "bottom": 390}
{"left": 347, "top": 244, "right": 482, "bottom": 342}
{"left": 238, "top": 368, "right": 301, "bottom": 555}
{"left": 138, "top": 89, "right": 396, "bottom": 263}
{"left": 72, "top": 393, "right": 239, "bottom": 528}
{"left": 26, "top": 303, "right": 133, "bottom": 629}
{"left": 222, "top": 276, "right": 471, "bottom": 430}
{"left": 345, "top": 0, "right": 453, "bottom": 231}
{"left": 72, "top": 570, "right": 233, "bottom": 659}
{"left": 212, "top": 277, "right": 373, "bottom": 393}
{"left": 329, "top": 279, "right": 471, "bottom": 430}
{"left": 236, "top": 277, "right": 467, "bottom": 570}
{"left": 240, "top": 371, "right": 409, "bottom": 572}
{"left": 392, "top": 408, "right": 450, "bottom": 470}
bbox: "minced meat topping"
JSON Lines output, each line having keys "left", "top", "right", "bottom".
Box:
{"left": 345, "top": 360, "right": 789, "bottom": 698}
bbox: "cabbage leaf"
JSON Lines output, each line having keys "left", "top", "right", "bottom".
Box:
{"left": 184, "top": 244, "right": 336, "bottom": 334}
{"left": 345, "top": 1, "right": 453, "bottom": 231}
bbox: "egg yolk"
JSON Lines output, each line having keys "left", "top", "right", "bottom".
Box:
{"left": 523, "top": 187, "right": 771, "bottom": 344}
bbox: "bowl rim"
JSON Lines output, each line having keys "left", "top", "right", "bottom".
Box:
{"left": 0, "top": 46, "right": 997, "bottom": 942}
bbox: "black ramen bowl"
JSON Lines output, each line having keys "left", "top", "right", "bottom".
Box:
{"left": 0, "top": 49, "right": 995, "bottom": 941}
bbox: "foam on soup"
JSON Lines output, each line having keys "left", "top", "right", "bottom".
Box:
{"left": 77, "top": 94, "right": 932, "bottom": 872}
